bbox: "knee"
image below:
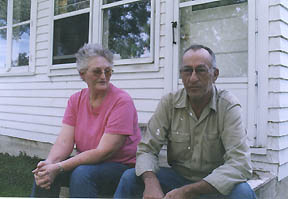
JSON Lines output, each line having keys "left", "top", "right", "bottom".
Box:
{"left": 229, "top": 182, "right": 256, "bottom": 199}
{"left": 114, "top": 168, "right": 143, "bottom": 198}
{"left": 119, "top": 168, "right": 137, "bottom": 184}
{"left": 70, "top": 165, "right": 92, "bottom": 184}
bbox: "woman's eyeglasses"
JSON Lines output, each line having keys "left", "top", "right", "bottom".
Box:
{"left": 90, "top": 68, "right": 113, "bottom": 77}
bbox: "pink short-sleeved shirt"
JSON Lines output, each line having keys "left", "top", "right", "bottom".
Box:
{"left": 62, "top": 83, "right": 141, "bottom": 165}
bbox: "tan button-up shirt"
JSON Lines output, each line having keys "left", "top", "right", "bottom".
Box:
{"left": 136, "top": 86, "right": 253, "bottom": 195}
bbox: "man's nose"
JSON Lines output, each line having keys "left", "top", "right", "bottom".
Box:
{"left": 189, "top": 70, "right": 199, "bottom": 82}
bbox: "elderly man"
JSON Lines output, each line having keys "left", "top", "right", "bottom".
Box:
{"left": 114, "top": 44, "right": 256, "bottom": 199}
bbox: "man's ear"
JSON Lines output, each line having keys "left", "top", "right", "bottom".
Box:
{"left": 213, "top": 67, "right": 219, "bottom": 82}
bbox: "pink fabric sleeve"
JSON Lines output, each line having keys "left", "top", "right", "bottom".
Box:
{"left": 62, "top": 94, "right": 77, "bottom": 126}
{"left": 104, "top": 97, "right": 135, "bottom": 135}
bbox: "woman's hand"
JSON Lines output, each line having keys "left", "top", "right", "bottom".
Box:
{"left": 32, "top": 161, "right": 59, "bottom": 189}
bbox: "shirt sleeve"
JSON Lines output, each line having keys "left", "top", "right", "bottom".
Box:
{"left": 62, "top": 94, "right": 77, "bottom": 126}
{"left": 203, "top": 104, "right": 253, "bottom": 195}
{"left": 136, "top": 94, "right": 172, "bottom": 176}
{"left": 104, "top": 96, "right": 136, "bottom": 135}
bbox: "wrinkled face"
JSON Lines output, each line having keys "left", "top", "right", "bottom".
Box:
{"left": 80, "top": 56, "right": 113, "bottom": 92}
{"left": 180, "top": 48, "right": 219, "bottom": 102}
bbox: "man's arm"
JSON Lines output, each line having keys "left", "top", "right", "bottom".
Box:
{"left": 136, "top": 94, "right": 172, "bottom": 176}
{"left": 136, "top": 94, "right": 173, "bottom": 197}
{"left": 142, "top": 171, "right": 164, "bottom": 199}
{"left": 164, "top": 180, "right": 218, "bottom": 199}
{"left": 203, "top": 103, "right": 253, "bottom": 195}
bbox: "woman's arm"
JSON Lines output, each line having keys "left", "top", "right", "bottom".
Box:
{"left": 33, "top": 124, "right": 75, "bottom": 189}
{"left": 59, "top": 133, "right": 127, "bottom": 171}
{"left": 46, "top": 124, "right": 75, "bottom": 164}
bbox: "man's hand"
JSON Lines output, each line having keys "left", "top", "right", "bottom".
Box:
{"left": 142, "top": 171, "right": 164, "bottom": 199}
{"left": 164, "top": 180, "right": 218, "bottom": 199}
{"left": 164, "top": 186, "right": 198, "bottom": 199}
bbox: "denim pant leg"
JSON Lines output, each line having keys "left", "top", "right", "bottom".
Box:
{"left": 30, "top": 171, "right": 70, "bottom": 197}
{"left": 114, "top": 167, "right": 194, "bottom": 198}
{"left": 114, "top": 168, "right": 144, "bottom": 198}
{"left": 69, "top": 162, "right": 129, "bottom": 198}
{"left": 114, "top": 167, "right": 257, "bottom": 199}
{"left": 227, "top": 182, "right": 257, "bottom": 199}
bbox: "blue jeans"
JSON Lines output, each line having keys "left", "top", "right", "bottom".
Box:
{"left": 114, "top": 167, "right": 257, "bottom": 199}
{"left": 31, "top": 162, "right": 130, "bottom": 198}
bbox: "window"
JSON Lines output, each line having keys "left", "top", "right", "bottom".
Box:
{"left": 102, "top": 0, "right": 153, "bottom": 64}
{"left": 52, "top": 0, "right": 90, "bottom": 65}
{"left": 51, "top": 0, "right": 156, "bottom": 68}
{"left": 0, "top": 0, "right": 34, "bottom": 74}
{"left": 179, "top": 0, "right": 248, "bottom": 77}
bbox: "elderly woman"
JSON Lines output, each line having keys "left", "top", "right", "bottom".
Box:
{"left": 31, "top": 43, "right": 141, "bottom": 198}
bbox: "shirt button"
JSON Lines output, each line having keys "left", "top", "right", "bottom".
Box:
{"left": 156, "top": 129, "right": 160, "bottom": 135}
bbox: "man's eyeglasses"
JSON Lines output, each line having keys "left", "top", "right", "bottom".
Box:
{"left": 90, "top": 68, "right": 113, "bottom": 77}
{"left": 180, "top": 66, "right": 210, "bottom": 77}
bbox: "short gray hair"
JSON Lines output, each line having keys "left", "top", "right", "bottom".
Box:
{"left": 184, "top": 44, "right": 216, "bottom": 68}
{"left": 75, "top": 43, "right": 114, "bottom": 72}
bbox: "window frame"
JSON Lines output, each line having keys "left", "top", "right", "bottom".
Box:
{"left": 99, "top": 0, "right": 155, "bottom": 65}
{"left": 48, "top": 0, "right": 160, "bottom": 76}
{"left": 0, "top": 0, "right": 36, "bottom": 76}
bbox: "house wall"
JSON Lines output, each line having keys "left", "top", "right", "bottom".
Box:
{"left": 251, "top": 0, "right": 288, "bottom": 181}
{"left": 0, "top": 0, "right": 167, "bottom": 144}
{"left": 1, "top": 0, "right": 288, "bottom": 183}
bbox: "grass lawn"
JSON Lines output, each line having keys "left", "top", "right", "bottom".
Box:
{"left": 0, "top": 152, "right": 40, "bottom": 197}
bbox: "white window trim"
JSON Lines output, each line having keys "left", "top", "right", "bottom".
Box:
{"left": 253, "top": 0, "right": 269, "bottom": 148}
{"left": 0, "top": 0, "right": 36, "bottom": 77}
{"left": 48, "top": 0, "right": 160, "bottom": 76}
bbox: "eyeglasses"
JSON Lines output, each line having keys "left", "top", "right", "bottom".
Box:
{"left": 89, "top": 68, "right": 113, "bottom": 77}
{"left": 180, "top": 66, "right": 210, "bottom": 77}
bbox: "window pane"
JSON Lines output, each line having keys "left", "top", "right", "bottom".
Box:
{"left": 12, "top": 24, "right": 30, "bottom": 67}
{"left": 0, "top": 29, "right": 6, "bottom": 68}
{"left": 53, "top": 13, "right": 89, "bottom": 64}
{"left": 0, "top": 0, "right": 7, "bottom": 27}
{"left": 103, "top": 0, "right": 122, "bottom": 4}
{"left": 180, "top": 0, "right": 248, "bottom": 77}
{"left": 13, "top": 0, "right": 31, "bottom": 24}
{"left": 180, "top": 0, "right": 247, "bottom": 3}
{"left": 54, "top": 0, "right": 90, "bottom": 15}
{"left": 102, "top": 0, "right": 151, "bottom": 59}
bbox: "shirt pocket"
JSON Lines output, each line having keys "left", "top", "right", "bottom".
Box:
{"left": 167, "top": 131, "right": 190, "bottom": 163}
{"left": 201, "top": 133, "right": 224, "bottom": 171}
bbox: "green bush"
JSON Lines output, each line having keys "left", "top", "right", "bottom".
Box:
{"left": 0, "top": 152, "right": 40, "bottom": 197}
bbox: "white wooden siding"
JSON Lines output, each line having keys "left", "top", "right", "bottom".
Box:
{"left": 1, "top": 0, "right": 288, "bottom": 182}
{"left": 0, "top": 0, "right": 166, "bottom": 145}
{"left": 263, "top": 0, "right": 288, "bottom": 180}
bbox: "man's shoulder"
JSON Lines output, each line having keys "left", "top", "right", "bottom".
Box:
{"left": 161, "top": 88, "right": 186, "bottom": 104}
{"left": 216, "top": 88, "right": 241, "bottom": 107}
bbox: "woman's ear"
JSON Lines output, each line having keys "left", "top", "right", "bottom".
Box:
{"left": 79, "top": 71, "right": 86, "bottom": 81}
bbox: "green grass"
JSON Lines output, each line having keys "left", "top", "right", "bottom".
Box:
{"left": 0, "top": 152, "right": 40, "bottom": 197}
